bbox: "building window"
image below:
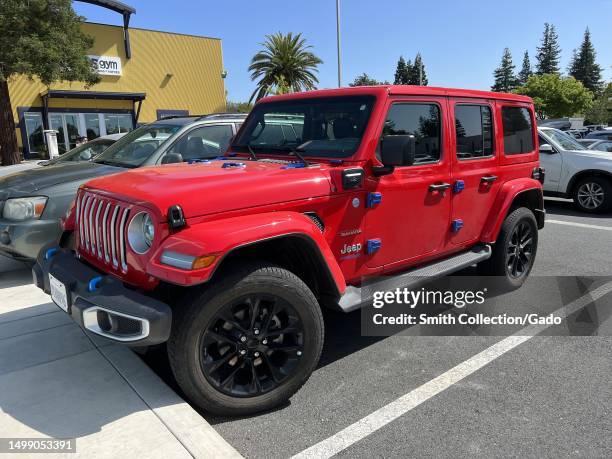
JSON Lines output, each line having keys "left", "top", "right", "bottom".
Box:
{"left": 85, "top": 114, "right": 102, "bottom": 140}
{"left": 24, "top": 113, "right": 45, "bottom": 154}
{"left": 104, "top": 114, "right": 133, "bottom": 135}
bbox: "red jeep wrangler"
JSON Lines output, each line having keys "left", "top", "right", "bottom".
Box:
{"left": 34, "top": 86, "right": 545, "bottom": 415}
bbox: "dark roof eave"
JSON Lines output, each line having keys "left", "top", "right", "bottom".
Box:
{"left": 76, "top": 0, "right": 136, "bottom": 15}
{"left": 42, "top": 89, "right": 146, "bottom": 101}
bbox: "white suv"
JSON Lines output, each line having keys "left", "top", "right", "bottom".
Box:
{"left": 539, "top": 127, "right": 612, "bottom": 213}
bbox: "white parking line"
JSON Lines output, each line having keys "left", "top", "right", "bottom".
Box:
{"left": 292, "top": 281, "right": 612, "bottom": 459}
{"left": 546, "top": 219, "right": 612, "bottom": 231}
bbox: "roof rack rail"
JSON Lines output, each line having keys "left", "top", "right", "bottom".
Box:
{"left": 159, "top": 114, "right": 210, "bottom": 120}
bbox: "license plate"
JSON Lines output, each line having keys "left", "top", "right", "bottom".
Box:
{"left": 49, "top": 274, "right": 69, "bottom": 313}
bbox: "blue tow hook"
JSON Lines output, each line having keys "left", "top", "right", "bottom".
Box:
{"left": 88, "top": 276, "right": 103, "bottom": 293}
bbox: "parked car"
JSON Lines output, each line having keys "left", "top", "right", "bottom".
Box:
{"left": 0, "top": 134, "right": 123, "bottom": 178}
{"left": 577, "top": 139, "right": 600, "bottom": 148}
{"left": 0, "top": 115, "right": 245, "bottom": 262}
{"left": 585, "top": 140, "right": 612, "bottom": 152}
{"left": 538, "top": 127, "right": 612, "bottom": 213}
{"left": 585, "top": 129, "right": 612, "bottom": 141}
{"left": 34, "top": 86, "right": 544, "bottom": 416}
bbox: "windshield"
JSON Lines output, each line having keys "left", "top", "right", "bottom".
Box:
{"left": 233, "top": 96, "right": 376, "bottom": 158}
{"left": 94, "top": 124, "right": 180, "bottom": 167}
{"left": 543, "top": 129, "right": 585, "bottom": 151}
{"left": 48, "top": 139, "right": 113, "bottom": 164}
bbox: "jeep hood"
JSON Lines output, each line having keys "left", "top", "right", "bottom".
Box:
{"left": 83, "top": 160, "right": 333, "bottom": 218}
{"left": 0, "top": 161, "right": 122, "bottom": 198}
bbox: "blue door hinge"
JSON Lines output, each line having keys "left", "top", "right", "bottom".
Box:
{"left": 451, "top": 219, "right": 464, "bottom": 232}
{"left": 366, "top": 192, "right": 382, "bottom": 208}
{"left": 453, "top": 180, "right": 465, "bottom": 194}
{"left": 366, "top": 238, "right": 382, "bottom": 254}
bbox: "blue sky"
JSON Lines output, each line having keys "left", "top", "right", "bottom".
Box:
{"left": 74, "top": 0, "right": 612, "bottom": 102}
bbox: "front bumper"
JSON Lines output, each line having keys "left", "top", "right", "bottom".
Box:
{"left": 0, "top": 218, "right": 62, "bottom": 261}
{"left": 33, "top": 246, "right": 172, "bottom": 346}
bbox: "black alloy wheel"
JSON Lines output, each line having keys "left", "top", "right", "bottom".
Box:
{"left": 506, "top": 221, "right": 534, "bottom": 279}
{"left": 200, "top": 293, "right": 305, "bottom": 397}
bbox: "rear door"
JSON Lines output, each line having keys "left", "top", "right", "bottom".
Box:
{"left": 449, "top": 98, "right": 500, "bottom": 246}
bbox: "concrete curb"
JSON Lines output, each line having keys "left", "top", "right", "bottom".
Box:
{"left": 94, "top": 342, "right": 244, "bottom": 459}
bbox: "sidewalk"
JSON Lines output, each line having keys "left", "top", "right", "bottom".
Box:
{"left": 0, "top": 269, "right": 242, "bottom": 458}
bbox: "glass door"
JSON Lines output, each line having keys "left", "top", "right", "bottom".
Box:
{"left": 49, "top": 114, "right": 67, "bottom": 154}
{"left": 49, "top": 113, "right": 80, "bottom": 154}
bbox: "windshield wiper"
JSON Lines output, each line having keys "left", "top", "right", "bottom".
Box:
{"left": 94, "top": 159, "right": 137, "bottom": 169}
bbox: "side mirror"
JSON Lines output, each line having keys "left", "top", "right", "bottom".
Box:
{"left": 539, "top": 144, "right": 555, "bottom": 154}
{"left": 374, "top": 135, "right": 416, "bottom": 176}
{"left": 161, "top": 152, "right": 183, "bottom": 164}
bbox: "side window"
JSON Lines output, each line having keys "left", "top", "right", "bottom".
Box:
{"left": 172, "top": 124, "right": 234, "bottom": 160}
{"left": 454, "top": 105, "right": 494, "bottom": 159}
{"left": 599, "top": 142, "right": 612, "bottom": 152}
{"left": 502, "top": 107, "right": 534, "bottom": 154}
{"left": 383, "top": 103, "right": 441, "bottom": 164}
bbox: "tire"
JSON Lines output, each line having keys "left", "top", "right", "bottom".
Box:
{"left": 573, "top": 176, "right": 612, "bottom": 214}
{"left": 478, "top": 207, "right": 538, "bottom": 291}
{"left": 167, "top": 263, "right": 324, "bottom": 416}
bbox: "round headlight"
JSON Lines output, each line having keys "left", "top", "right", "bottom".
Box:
{"left": 128, "top": 212, "right": 155, "bottom": 254}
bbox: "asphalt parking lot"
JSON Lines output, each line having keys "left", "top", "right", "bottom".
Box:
{"left": 177, "top": 198, "right": 611, "bottom": 458}
{"left": 1, "top": 198, "right": 611, "bottom": 458}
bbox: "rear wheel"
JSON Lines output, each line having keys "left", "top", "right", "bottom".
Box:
{"left": 573, "top": 176, "right": 612, "bottom": 214}
{"left": 478, "top": 207, "right": 538, "bottom": 291}
{"left": 168, "top": 263, "right": 324, "bottom": 416}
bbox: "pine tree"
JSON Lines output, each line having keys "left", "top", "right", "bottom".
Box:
{"left": 536, "top": 23, "right": 561, "bottom": 75}
{"left": 518, "top": 50, "right": 532, "bottom": 85}
{"left": 412, "top": 53, "right": 428, "bottom": 85}
{"left": 568, "top": 28, "right": 603, "bottom": 94}
{"left": 394, "top": 56, "right": 408, "bottom": 84}
{"left": 491, "top": 48, "right": 518, "bottom": 92}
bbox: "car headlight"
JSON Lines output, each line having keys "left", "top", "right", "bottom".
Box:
{"left": 127, "top": 211, "right": 155, "bottom": 254}
{"left": 2, "top": 197, "right": 48, "bottom": 221}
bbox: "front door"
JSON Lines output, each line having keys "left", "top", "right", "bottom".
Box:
{"left": 538, "top": 134, "right": 563, "bottom": 192}
{"left": 49, "top": 113, "right": 80, "bottom": 154}
{"left": 365, "top": 98, "right": 452, "bottom": 270}
{"left": 449, "top": 99, "right": 500, "bottom": 245}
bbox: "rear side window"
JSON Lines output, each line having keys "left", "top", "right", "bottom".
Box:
{"left": 383, "top": 103, "right": 441, "bottom": 164}
{"left": 454, "top": 105, "right": 494, "bottom": 159}
{"left": 502, "top": 107, "right": 534, "bottom": 154}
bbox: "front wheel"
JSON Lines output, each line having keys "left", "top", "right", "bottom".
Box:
{"left": 168, "top": 263, "right": 324, "bottom": 416}
{"left": 478, "top": 207, "right": 538, "bottom": 291}
{"left": 573, "top": 177, "right": 612, "bottom": 214}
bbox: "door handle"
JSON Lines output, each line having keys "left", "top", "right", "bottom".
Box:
{"left": 428, "top": 183, "right": 451, "bottom": 192}
{"left": 480, "top": 175, "right": 498, "bottom": 183}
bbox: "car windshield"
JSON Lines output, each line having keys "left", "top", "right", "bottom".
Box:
{"left": 47, "top": 139, "right": 113, "bottom": 165}
{"left": 232, "top": 96, "right": 376, "bottom": 158}
{"left": 544, "top": 129, "right": 586, "bottom": 151}
{"left": 94, "top": 124, "right": 180, "bottom": 168}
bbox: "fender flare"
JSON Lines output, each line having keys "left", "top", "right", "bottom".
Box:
{"left": 480, "top": 178, "right": 544, "bottom": 243}
{"left": 146, "top": 211, "right": 346, "bottom": 294}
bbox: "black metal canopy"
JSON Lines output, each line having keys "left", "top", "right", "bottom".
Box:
{"left": 74, "top": 0, "right": 136, "bottom": 58}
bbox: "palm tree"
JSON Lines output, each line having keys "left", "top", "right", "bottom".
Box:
{"left": 248, "top": 32, "right": 323, "bottom": 102}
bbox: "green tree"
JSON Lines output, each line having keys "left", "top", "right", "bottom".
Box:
{"left": 491, "top": 48, "right": 518, "bottom": 92}
{"left": 394, "top": 56, "right": 408, "bottom": 84}
{"left": 584, "top": 82, "right": 612, "bottom": 125}
{"left": 518, "top": 50, "right": 532, "bottom": 85}
{"left": 536, "top": 23, "right": 562, "bottom": 75}
{"left": 0, "top": 0, "right": 99, "bottom": 165}
{"left": 568, "top": 28, "right": 603, "bottom": 94}
{"left": 410, "top": 53, "right": 428, "bottom": 86}
{"left": 225, "top": 101, "right": 253, "bottom": 113}
{"left": 515, "top": 74, "right": 593, "bottom": 118}
{"left": 349, "top": 73, "right": 389, "bottom": 87}
{"left": 248, "top": 32, "right": 322, "bottom": 102}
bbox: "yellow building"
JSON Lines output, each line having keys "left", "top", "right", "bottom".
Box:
{"left": 9, "top": 4, "right": 226, "bottom": 158}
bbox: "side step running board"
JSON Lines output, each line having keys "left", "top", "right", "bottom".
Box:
{"left": 337, "top": 244, "right": 492, "bottom": 313}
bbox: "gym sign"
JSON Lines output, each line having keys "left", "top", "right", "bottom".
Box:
{"left": 88, "top": 55, "right": 122, "bottom": 76}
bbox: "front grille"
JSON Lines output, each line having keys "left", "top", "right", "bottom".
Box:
{"left": 76, "top": 191, "right": 130, "bottom": 273}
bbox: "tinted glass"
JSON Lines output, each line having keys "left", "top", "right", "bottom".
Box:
{"left": 502, "top": 107, "right": 534, "bottom": 154}
{"left": 383, "top": 103, "right": 441, "bottom": 164}
{"left": 455, "top": 105, "right": 494, "bottom": 159}
{"left": 54, "top": 139, "right": 113, "bottom": 163}
{"left": 595, "top": 141, "right": 612, "bottom": 152}
{"left": 543, "top": 129, "right": 585, "bottom": 150}
{"left": 233, "top": 96, "right": 375, "bottom": 158}
{"left": 94, "top": 124, "right": 180, "bottom": 168}
{"left": 85, "top": 114, "right": 101, "bottom": 140}
{"left": 169, "top": 124, "right": 234, "bottom": 160}
{"left": 24, "top": 113, "right": 45, "bottom": 154}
